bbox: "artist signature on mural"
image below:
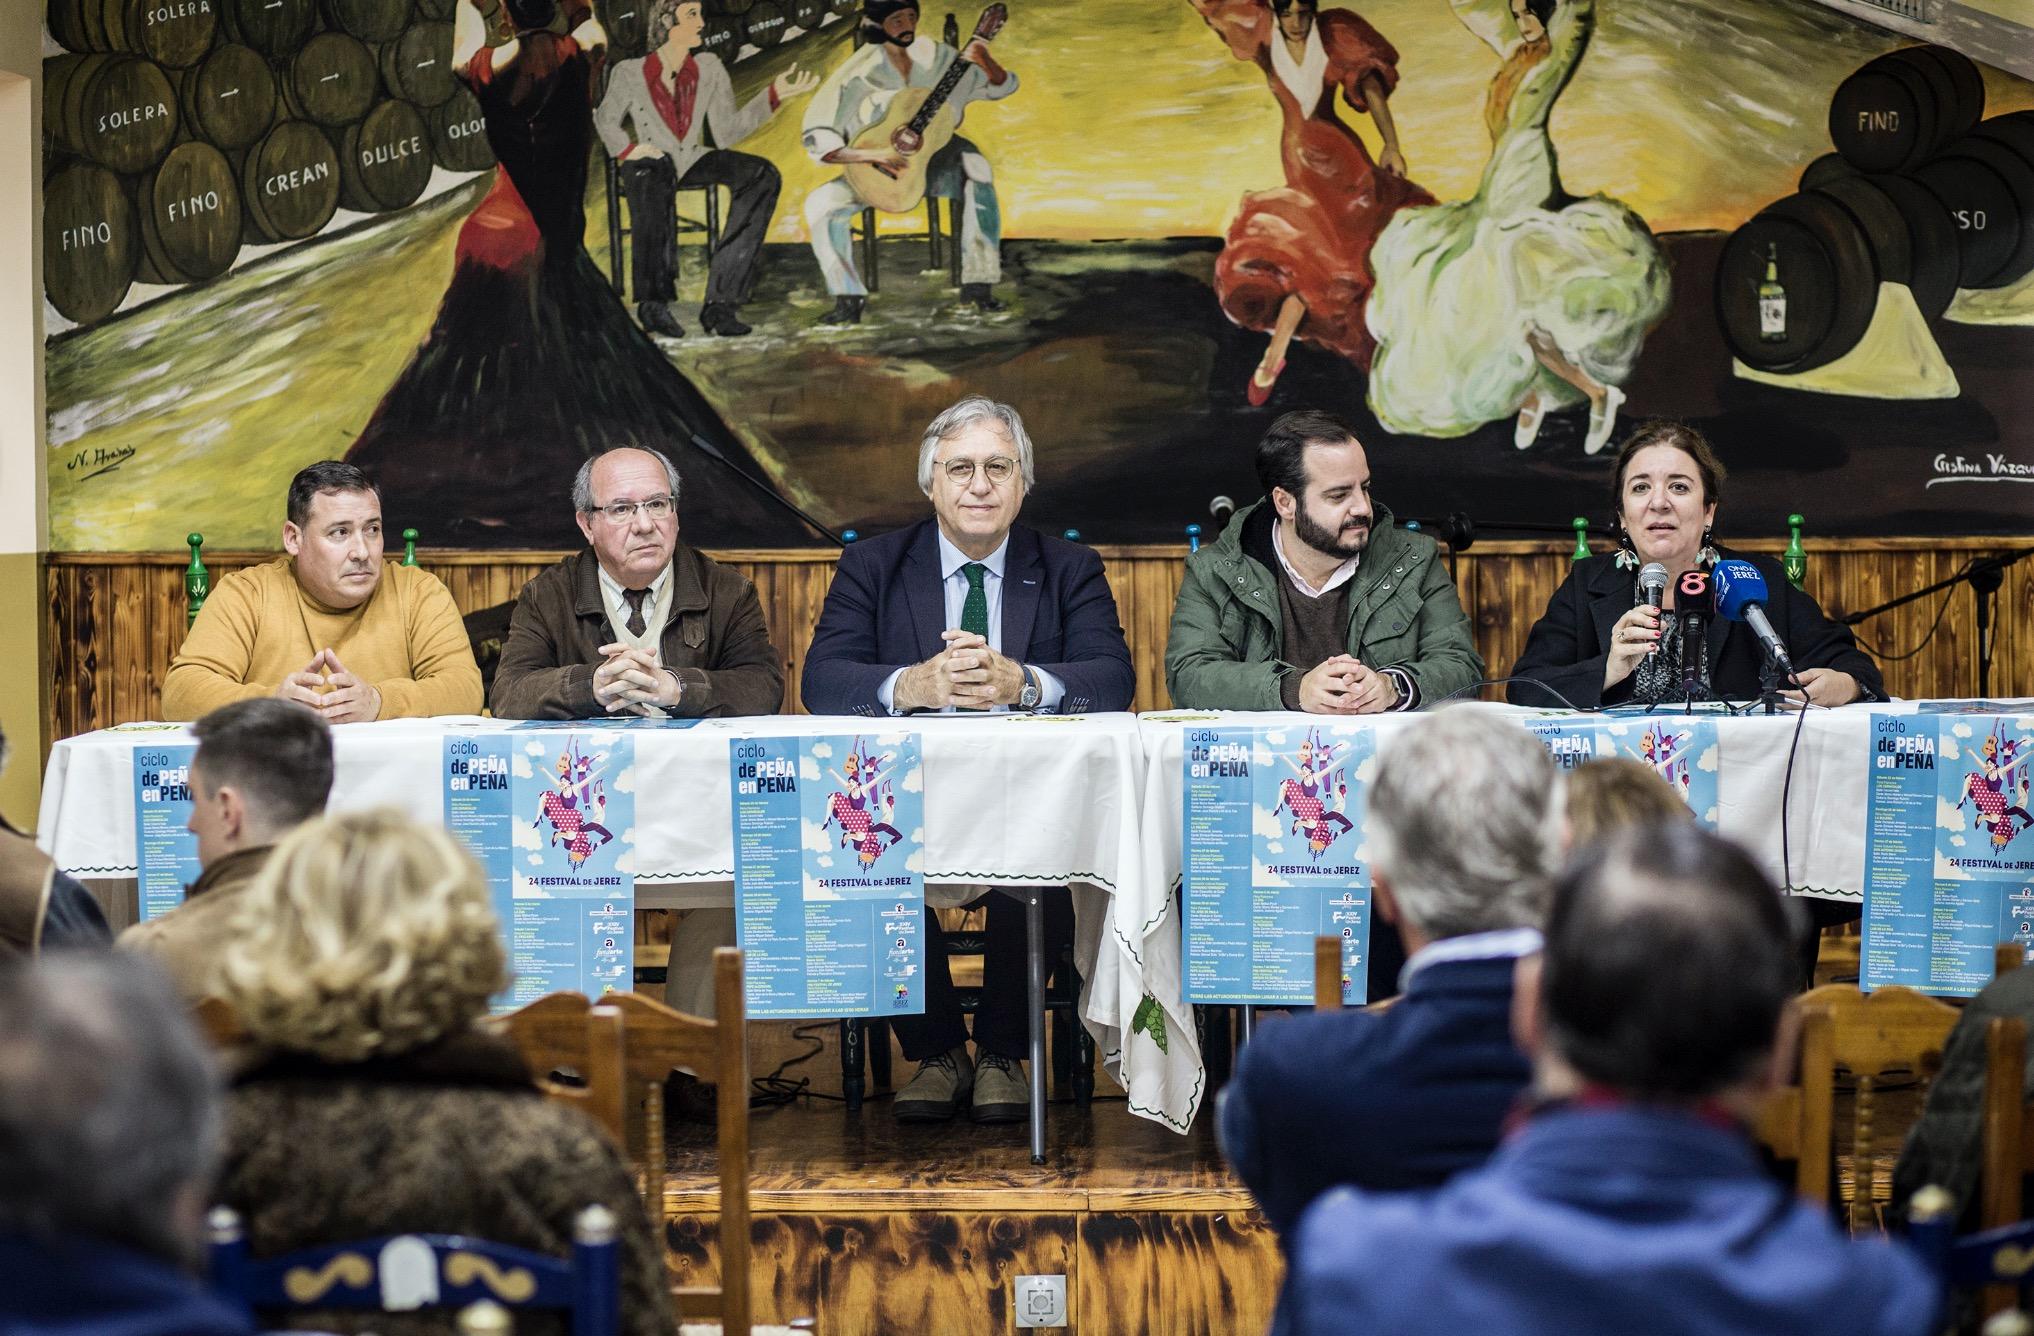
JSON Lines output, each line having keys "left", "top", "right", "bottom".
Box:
{"left": 1928, "top": 453, "right": 2034, "bottom": 488}
{"left": 65, "top": 445, "right": 137, "bottom": 480}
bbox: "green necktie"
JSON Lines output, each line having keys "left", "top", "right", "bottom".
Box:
{"left": 960, "top": 563, "right": 989, "bottom": 639}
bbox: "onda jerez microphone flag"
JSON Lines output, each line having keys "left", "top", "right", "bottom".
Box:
{"left": 1712, "top": 560, "right": 1797, "bottom": 678}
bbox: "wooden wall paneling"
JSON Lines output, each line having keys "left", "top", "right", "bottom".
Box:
{"left": 1076, "top": 1210, "right": 1281, "bottom": 1336}
{"left": 662, "top": 1212, "right": 1080, "bottom": 1334}
{"left": 38, "top": 541, "right": 2034, "bottom": 745}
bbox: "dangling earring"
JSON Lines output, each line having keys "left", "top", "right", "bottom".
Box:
{"left": 1613, "top": 525, "right": 1638, "bottom": 571}
{"left": 1697, "top": 527, "right": 1718, "bottom": 568}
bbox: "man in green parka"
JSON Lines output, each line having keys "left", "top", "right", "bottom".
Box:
{"left": 1165, "top": 409, "right": 1483, "bottom": 714}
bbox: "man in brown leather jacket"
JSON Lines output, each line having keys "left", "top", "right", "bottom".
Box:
{"left": 489, "top": 446, "right": 784, "bottom": 720}
{"left": 0, "top": 725, "right": 111, "bottom": 957}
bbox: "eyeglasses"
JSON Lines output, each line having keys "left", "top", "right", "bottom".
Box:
{"left": 589, "top": 495, "right": 675, "bottom": 524}
{"left": 938, "top": 456, "right": 1018, "bottom": 486}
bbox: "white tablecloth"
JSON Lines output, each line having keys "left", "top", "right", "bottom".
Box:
{"left": 36, "top": 700, "right": 1980, "bottom": 1134}
{"left": 37, "top": 713, "right": 1174, "bottom": 1126}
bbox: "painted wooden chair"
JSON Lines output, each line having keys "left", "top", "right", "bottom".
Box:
{"left": 207, "top": 1202, "right": 619, "bottom": 1336}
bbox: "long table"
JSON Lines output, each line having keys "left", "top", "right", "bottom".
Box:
{"left": 36, "top": 701, "right": 1985, "bottom": 1134}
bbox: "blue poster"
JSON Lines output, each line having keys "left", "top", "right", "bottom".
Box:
{"left": 131, "top": 743, "right": 200, "bottom": 922}
{"left": 445, "top": 731, "right": 635, "bottom": 1008}
{"left": 730, "top": 732, "right": 925, "bottom": 1019}
{"left": 1529, "top": 716, "right": 1721, "bottom": 827}
{"left": 1864, "top": 712, "right": 2034, "bottom": 996}
{"left": 1182, "top": 723, "right": 1377, "bottom": 1006}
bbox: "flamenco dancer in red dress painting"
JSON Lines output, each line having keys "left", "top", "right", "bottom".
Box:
{"left": 1191, "top": 0, "right": 1431, "bottom": 405}
{"left": 347, "top": 0, "right": 801, "bottom": 546}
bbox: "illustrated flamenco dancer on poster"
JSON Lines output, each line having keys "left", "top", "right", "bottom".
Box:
{"left": 1191, "top": 0, "right": 1431, "bottom": 404}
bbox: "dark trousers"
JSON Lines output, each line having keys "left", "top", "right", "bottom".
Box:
{"left": 617, "top": 148, "right": 780, "bottom": 307}
{"left": 891, "top": 888, "right": 1075, "bottom": 1063}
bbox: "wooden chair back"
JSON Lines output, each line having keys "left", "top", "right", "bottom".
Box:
{"left": 191, "top": 996, "right": 246, "bottom": 1048}
{"left": 603, "top": 949, "right": 750, "bottom": 1335}
{"left": 1797, "top": 983, "right": 1961, "bottom": 1227}
{"left": 1314, "top": 936, "right": 1343, "bottom": 1011}
{"left": 1756, "top": 1007, "right": 1830, "bottom": 1192}
{"left": 493, "top": 992, "right": 627, "bottom": 1148}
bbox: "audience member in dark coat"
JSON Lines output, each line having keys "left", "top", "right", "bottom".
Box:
{"left": 1221, "top": 708, "right": 1558, "bottom": 1237}
{"left": 0, "top": 954, "right": 252, "bottom": 1336}
{"left": 1287, "top": 825, "right": 1940, "bottom": 1336}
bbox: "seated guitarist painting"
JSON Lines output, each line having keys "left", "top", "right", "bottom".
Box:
{"left": 800, "top": 0, "right": 1017, "bottom": 325}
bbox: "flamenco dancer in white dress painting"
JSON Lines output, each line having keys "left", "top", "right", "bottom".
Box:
{"left": 1364, "top": 0, "right": 1670, "bottom": 454}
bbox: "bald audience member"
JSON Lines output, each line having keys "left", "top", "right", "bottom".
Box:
{"left": 490, "top": 446, "right": 783, "bottom": 720}
{"left": 0, "top": 954, "right": 252, "bottom": 1335}
{"left": 1287, "top": 825, "right": 1940, "bottom": 1336}
{"left": 119, "top": 699, "right": 333, "bottom": 1000}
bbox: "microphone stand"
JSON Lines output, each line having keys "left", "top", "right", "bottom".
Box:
{"left": 1839, "top": 547, "right": 2034, "bottom": 698}
{"left": 688, "top": 432, "right": 846, "bottom": 547}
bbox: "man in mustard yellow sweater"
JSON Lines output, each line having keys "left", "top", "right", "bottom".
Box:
{"left": 161, "top": 462, "right": 482, "bottom": 722}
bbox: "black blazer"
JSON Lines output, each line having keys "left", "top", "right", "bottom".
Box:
{"left": 1506, "top": 550, "right": 1886, "bottom": 709}
{"left": 800, "top": 519, "right": 1136, "bottom": 716}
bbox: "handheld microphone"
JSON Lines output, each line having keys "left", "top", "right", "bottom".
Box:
{"left": 1712, "top": 559, "right": 1797, "bottom": 679}
{"left": 1210, "top": 495, "right": 1236, "bottom": 528}
{"left": 1677, "top": 569, "right": 1712, "bottom": 700}
{"left": 1638, "top": 563, "right": 1668, "bottom": 654}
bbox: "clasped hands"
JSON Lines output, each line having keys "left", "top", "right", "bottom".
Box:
{"left": 1297, "top": 654, "right": 1400, "bottom": 715}
{"left": 894, "top": 630, "right": 1025, "bottom": 711}
{"left": 274, "top": 648, "right": 382, "bottom": 724}
{"left": 593, "top": 643, "right": 683, "bottom": 716}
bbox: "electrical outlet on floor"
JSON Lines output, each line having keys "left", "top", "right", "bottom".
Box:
{"left": 1013, "top": 1274, "right": 1068, "bottom": 1328}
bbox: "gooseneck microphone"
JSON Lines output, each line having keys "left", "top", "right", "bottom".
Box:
{"left": 1712, "top": 559, "right": 1797, "bottom": 680}
{"left": 1677, "top": 568, "right": 1712, "bottom": 701}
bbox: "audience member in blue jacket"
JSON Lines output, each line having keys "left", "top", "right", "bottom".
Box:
{"left": 1287, "top": 824, "right": 1942, "bottom": 1336}
{"left": 0, "top": 954, "right": 253, "bottom": 1336}
{"left": 1219, "top": 707, "right": 1558, "bottom": 1235}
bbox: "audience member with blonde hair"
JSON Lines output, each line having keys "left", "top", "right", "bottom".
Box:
{"left": 210, "top": 809, "right": 675, "bottom": 1336}
{"left": 1563, "top": 755, "right": 1691, "bottom": 850}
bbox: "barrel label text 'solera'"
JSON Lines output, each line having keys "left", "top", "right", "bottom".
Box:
{"left": 147, "top": 1, "right": 213, "bottom": 23}
{"left": 98, "top": 102, "right": 170, "bottom": 134}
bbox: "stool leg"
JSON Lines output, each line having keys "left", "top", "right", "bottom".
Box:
{"left": 860, "top": 208, "right": 878, "bottom": 293}
{"left": 841, "top": 1019, "right": 865, "bottom": 1113}
{"left": 1239, "top": 1005, "right": 1256, "bottom": 1046}
{"left": 1026, "top": 889, "right": 1047, "bottom": 1164}
{"left": 948, "top": 196, "right": 963, "bottom": 289}
{"left": 707, "top": 185, "right": 721, "bottom": 256}
{"left": 869, "top": 1019, "right": 893, "bottom": 1091}
{"left": 927, "top": 197, "right": 942, "bottom": 272}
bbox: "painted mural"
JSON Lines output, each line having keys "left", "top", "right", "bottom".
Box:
{"left": 40, "top": 0, "right": 2034, "bottom": 551}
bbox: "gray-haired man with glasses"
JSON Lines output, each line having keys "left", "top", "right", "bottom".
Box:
{"left": 801, "top": 396, "right": 1133, "bottom": 1123}
{"left": 491, "top": 445, "right": 784, "bottom": 720}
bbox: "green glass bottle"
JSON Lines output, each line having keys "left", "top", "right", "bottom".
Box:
{"left": 1571, "top": 517, "right": 1591, "bottom": 562}
{"left": 1784, "top": 513, "right": 1807, "bottom": 589}
{"left": 402, "top": 527, "right": 419, "bottom": 566}
{"left": 184, "top": 533, "right": 208, "bottom": 628}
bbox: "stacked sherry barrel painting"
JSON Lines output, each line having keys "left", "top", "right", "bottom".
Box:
{"left": 1718, "top": 45, "right": 2034, "bottom": 375}
{"left": 42, "top": 0, "right": 496, "bottom": 328}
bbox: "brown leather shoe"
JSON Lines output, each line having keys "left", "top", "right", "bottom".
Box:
{"left": 893, "top": 1045, "right": 972, "bottom": 1123}
{"left": 970, "top": 1051, "right": 1027, "bottom": 1125}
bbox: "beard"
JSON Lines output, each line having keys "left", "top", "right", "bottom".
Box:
{"left": 1292, "top": 504, "right": 1370, "bottom": 561}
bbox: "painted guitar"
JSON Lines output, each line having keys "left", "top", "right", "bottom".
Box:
{"left": 841, "top": 3, "right": 1008, "bottom": 214}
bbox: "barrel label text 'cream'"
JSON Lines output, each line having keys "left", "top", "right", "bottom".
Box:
{"left": 267, "top": 160, "right": 334, "bottom": 195}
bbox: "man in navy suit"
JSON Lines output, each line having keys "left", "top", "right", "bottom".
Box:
{"left": 802, "top": 395, "right": 1133, "bottom": 1122}
{"left": 1220, "top": 708, "right": 1556, "bottom": 1240}
{"left": 1285, "top": 825, "right": 1941, "bottom": 1336}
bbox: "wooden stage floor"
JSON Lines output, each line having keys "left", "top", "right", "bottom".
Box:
{"left": 660, "top": 1096, "right": 1279, "bottom": 1334}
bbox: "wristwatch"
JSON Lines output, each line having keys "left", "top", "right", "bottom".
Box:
{"left": 1018, "top": 665, "right": 1042, "bottom": 711}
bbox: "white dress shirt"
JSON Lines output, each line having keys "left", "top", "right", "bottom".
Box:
{"left": 876, "top": 530, "right": 1067, "bottom": 714}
